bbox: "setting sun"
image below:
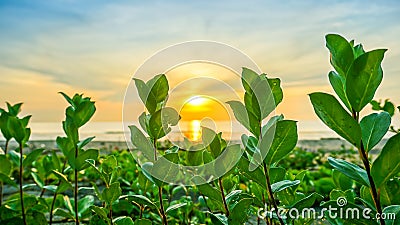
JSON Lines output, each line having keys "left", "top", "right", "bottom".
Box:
{"left": 187, "top": 96, "right": 209, "bottom": 106}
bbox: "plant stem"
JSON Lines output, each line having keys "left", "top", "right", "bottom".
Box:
{"left": 353, "top": 111, "right": 385, "bottom": 225}
{"left": 74, "top": 145, "right": 79, "bottom": 225}
{"left": 19, "top": 142, "right": 27, "bottom": 225}
{"left": 263, "top": 162, "right": 284, "bottom": 225}
{"left": 158, "top": 186, "right": 168, "bottom": 225}
{"left": 152, "top": 138, "right": 168, "bottom": 225}
{"left": 49, "top": 161, "right": 67, "bottom": 225}
{"left": 0, "top": 139, "right": 9, "bottom": 206}
{"left": 218, "top": 178, "right": 229, "bottom": 217}
{"left": 109, "top": 205, "right": 114, "bottom": 225}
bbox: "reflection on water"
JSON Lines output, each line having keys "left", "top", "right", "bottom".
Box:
{"left": 187, "top": 120, "right": 201, "bottom": 141}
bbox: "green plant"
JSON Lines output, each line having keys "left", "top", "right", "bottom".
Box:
{"left": 227, "top": 68, "right": 302, "bottom": 224}
{"left": 0, "top": 103, "right": 32, "bottom": 225}
{"left": 130, "top": 74, "right": 181, "bottom": 225}
{"left": 54, "top": 92, "right": 98, "bottom": 225}
{"left": 310, "top": 33, "right": 400, "bottom": 225}
{"left": 88, "top": 155, "right": 123, "bottom": 224}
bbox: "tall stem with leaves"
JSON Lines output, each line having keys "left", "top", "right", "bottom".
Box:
{"left": 228, "top": 68, "right": 298, "bottom": 225}
{"left": 58, "top": 92, "right": 97, "bottom": 225}
{"left": 130, "top": 74, "right": 180, "bottom": 225}
{"left": 0, "top": 103, "right": 23, "bottom": 206}
{"left": 309, "top": 34, "right": 397, "bottom": 225}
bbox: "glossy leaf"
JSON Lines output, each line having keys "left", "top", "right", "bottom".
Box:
{"left": 147, "top": 74, "right": 169, "bottom": 103}
{"left": 133, "top": 78, "right": 157, "bottom": 113}
{"left": 114, "top": 216, "right": 135, "bottom": 225}
{"left": 360, "top": 112, "right": 391, "bottom": 151}
{"left": 309, "top": 92, "right": 361, "bottom": 148}
{"left": 328, "top": 157, "right": 370, "bottom": 187}
{"left": 332, "top": 169, "right": 353, "bottom": 190}
{"left": 371, "top": 133, "right": 400, "bottom": 187}
{"left": 129, "top": 125, "right": 155, "bottom": 161}
{"left": 346, "top": 49, "right": 387, "bottom": 112}
{"left": 325, "top": 34, "right": 354, "bottom": 78}
{"left": 264, "top": 120, "right": 298, "bottom": 165}
{"left": 227, "top": 198, "right": 253, "bottom": 225}
{"left": 148, "top": 107, "right": 180, "bottom": 139}
{"left": 102, "top": 182, "right": 122, "bottom": 206}
{"left": 271, "top": 180, "right": 300, "bottom": 193}
{"left": 328, "top": 71, "right": 352, "bottom": 111}
{"left": 383, "top": 205, "right": 400, "bottom": 225}
{"left": 0, "top": 155, "right": 12, "bottom": 175}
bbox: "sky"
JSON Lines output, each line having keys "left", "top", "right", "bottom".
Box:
{"left": 1, "top": 0, "right": 400, "bottom": 125}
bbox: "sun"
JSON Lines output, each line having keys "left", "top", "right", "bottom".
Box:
{"left": 187, "top": 96, "right": 209, "bottom": 106}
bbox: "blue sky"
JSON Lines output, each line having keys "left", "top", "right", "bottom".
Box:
{"left": 1, "top": 0, "right": 400, "bottom": 122}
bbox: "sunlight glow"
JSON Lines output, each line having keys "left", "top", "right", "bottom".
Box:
{"left": 187, "top": 96, "right": 208, "bottom": 106}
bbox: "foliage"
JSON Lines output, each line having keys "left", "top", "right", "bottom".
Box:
{"left": 0, "top": 33, "right": 398, "bottom": 225}
{"left": 310, "top": 33, "right": 397, "bottom": 225}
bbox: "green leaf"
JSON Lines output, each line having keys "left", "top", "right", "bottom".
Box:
{"left": 31, "top": 172, "right": 44, "bottom": 188}
{"left": 325, "top": 34, "right": 354, "bottom": 78}
{"left": 360, "top": 112, "right": 391, "bottom": 151}
{"left": 226, "top": 100, "right": 259, "bottom": 137}
{"left": 74, "top": 149, "right": 99, "bottom": 171}
{"left": 23, "top": 148, "right": 44, "bottom": 168}
{"left": 271, "top": 180, "right": 300, "bottom": 193}
{"left": 0, "top": 155, "right": 12, "bottom": 175}
{"left": 102, "top": 182, "right": 122, "bottom": 206}
{"left": 73, "top": 100, "right": 96, "bottom": 127}
{"left": 202, "top": 127, "right": 221, "bottom": 159}
{"left": 78, "top": 195, "right": 95, "bottom": 217}
{"left": 148, "top": 107, "right": 180, "bottom": 139}
{"left": 54, "top": 208, "right": 75, "bottom": 220}
{"left": 133, "top": 78, "right": 157, "bottom": 113}
{"left": 120, "top": 194, "right": 157, "bottom": 209}
{"left": 101, "top": 155, "right": 118, "bottom": 174}
{"left": 290, "top": 192, "right": 323, "bottom": 209}
{"left": 268, "top": 78, "right": 283, "bottom": 107}
{"left": 241, "top": 67, "right": 259, "bottom": 93}
{"left": 90, "top": 205, "right": 108, "bottom": 221}
{"left": 371, "top": 133, "right": 400, "bottom": 187}
{"left": 114, "top": 216, "right": 135, "bottom": 225}
{"left": 309, "top": 92, "right": 361, "bottom": 148}
{"left": 208, "top": 213, "right": 228, "bottom": 225}
{"left": 26, "top": 211, "right": 47, "bottom": 225}
{"left": 166, "top": 202, "right": 187, "bottom": 213}
{"left": 62, "top": 117, "right": 79, "bottom": 144}
{"left": 383, "top": 205, "right": 400, "bottom": 225}
{"left": 129, "top": 125, "right": 154, "bottom": 161}
{"left": 329, "top": 71, "right": 352, "bottom": 111}
{"left": 141, "top": 163, "right": 163, "bottom": 187}
{"left": 346, "top": 49, "right": 387, "bottom": 112}
{"left": 59, "top": 92, "right": 76, "bottom": 108}
{"left": 263, "top": 120, "right": 297, "bottom": 166}
{"left": 147, "top": 74, "right": 169, "bottom": 103}
{"left": 237, "top": 157, "right": 266, "bottom": 189}
{"left": 227, "top": 198, "right": 253, "bottom": 225}
{"left": 77, "top": 136, "right": 95, "bottom": 149}
{"left": 7, "top": 116, "right": 28, "bottom": 143}
{"left": 332, "top": 169, "right": 353, "bottom": 190}
{"left": 328, "top": 157, "right": 370, "bottom": 187}
{"left": 0, "top": 173, "right": 17, "bottom": 187}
